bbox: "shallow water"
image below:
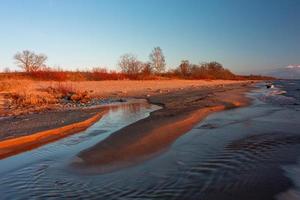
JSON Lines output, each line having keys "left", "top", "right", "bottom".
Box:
{"left": 0, "top": 81, "right": 300, "bottom": 200}
{"left": 0, "top": 100, "right": 161, "bottom": 199}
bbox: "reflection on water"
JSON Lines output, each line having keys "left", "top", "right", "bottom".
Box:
{"left": 0, "top": 82, "right": 300, "bottom": 200}
{"left": 0, "top": 100, "right": 160, "bottom": 198}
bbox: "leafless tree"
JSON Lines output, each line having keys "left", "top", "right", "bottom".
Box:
{"left": 141, "top": 62, "right": 153, "bottom": 76}
{"left": 14, "top": 50, "right": 47, "bottom": 72}
{"left": 149, "top": 47, "right": 166, "bottom": 73}
{"left": 119, "top": 54, "right": 142, "bottom": 75}
{"left": 178, "top": 60, "right": 191, "bottom": 77}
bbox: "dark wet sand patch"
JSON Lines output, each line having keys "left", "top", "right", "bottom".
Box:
{"left": 0, "top": 109, "right": 107, "bottom": 159}
{"left": 0, "top": 108, "right": 104, "bottom": 141}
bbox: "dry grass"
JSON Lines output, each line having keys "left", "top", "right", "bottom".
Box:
{"left": 2, "top": 80, "right": 93, "bottom": 112}
{"left": 4, "top": 80, "right": 59, "bottom": 110}
{"left": 0, "top": 80, "right": 33, "bottom": 93}
{"left": 0, "top": 80, "right": 22, "bottom": 92}
{"left": 9, "top": 92, "right": 58, "bottom": 107}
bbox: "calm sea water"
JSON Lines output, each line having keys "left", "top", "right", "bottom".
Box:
{"left": 0, "top": 81, "right": 299, "bottom": 200}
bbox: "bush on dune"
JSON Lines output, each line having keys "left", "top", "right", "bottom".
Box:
{"left": 44, "top": 83, "right": 92, "bottom": 103}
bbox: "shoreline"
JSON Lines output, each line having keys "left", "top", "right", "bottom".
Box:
{"left": 0, "top": 108, "right": 107, "bottom": 141}
{"left": 72, "top": 82, "right": 253, "bottom": 173}
{"left": 0, "top": 109, "right": 107, "bottom": 159}
{"left": 0, "top": 80, "right": 257, "bottom": 160}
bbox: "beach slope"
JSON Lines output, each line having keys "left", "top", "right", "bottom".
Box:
{"left": 73, "top": 82, "right": 252, "bottom": 173}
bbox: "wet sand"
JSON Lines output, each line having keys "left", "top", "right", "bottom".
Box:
{"left": 0, "top": 109, "right": 107, "bottom": 159}
{"left": 73, "top": 82, "right": 253, "bottom": 173}
{"left": 0, "top": 108, "right": 105, "bottom": 141}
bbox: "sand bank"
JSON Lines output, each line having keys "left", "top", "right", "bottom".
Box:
{"left": 72, "top": 82, "right": 253, "bottom": 173}
{"left": 0, "top": 109, "right": 107, "bottom": 159}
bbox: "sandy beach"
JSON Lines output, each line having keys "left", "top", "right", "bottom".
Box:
{"left": 1, "top": 79, "right": 251, "bottom": 116}
{"left": 0, "top": 80, "right": 254, "bottom": 160}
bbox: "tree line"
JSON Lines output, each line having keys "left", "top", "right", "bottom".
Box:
{"left": 2, "top": 48, "right": 273, "bottom": 81}
{"left": 12, "top": 47, "right": 166, "bottom": 75}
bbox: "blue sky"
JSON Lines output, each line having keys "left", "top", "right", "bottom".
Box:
{"left": 0, "top": 0, "right": 299, "bottom": 74}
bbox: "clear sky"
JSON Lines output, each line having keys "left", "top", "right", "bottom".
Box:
{"left": 0, "top": 0, "right": 299, "bottom": 74}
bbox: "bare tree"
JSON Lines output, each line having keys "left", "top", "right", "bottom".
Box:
{"left": 149, "top": 47, "right": 166, "bottom": 73}
{"left": 141, "top": 62, "right": 153, "bottom": 76}
{"left": 119, "top": 54, "right": 142, "bottom": 75}
{"left": 178, "top": 60, "right": 191, "bottom": 77}
{"left": 14, "top": 50, "right": 47, "bottom": 72}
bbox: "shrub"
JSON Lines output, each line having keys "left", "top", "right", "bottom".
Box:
{"left": 45, "top": 83, "right": 92, "bottom": 103}
{"left": 174, "top": 61, "right": 236, "bottom": 80}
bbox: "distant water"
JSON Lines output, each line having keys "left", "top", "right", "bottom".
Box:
{"left": 0, "top": 81, "right": 300, "bottom": 200}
